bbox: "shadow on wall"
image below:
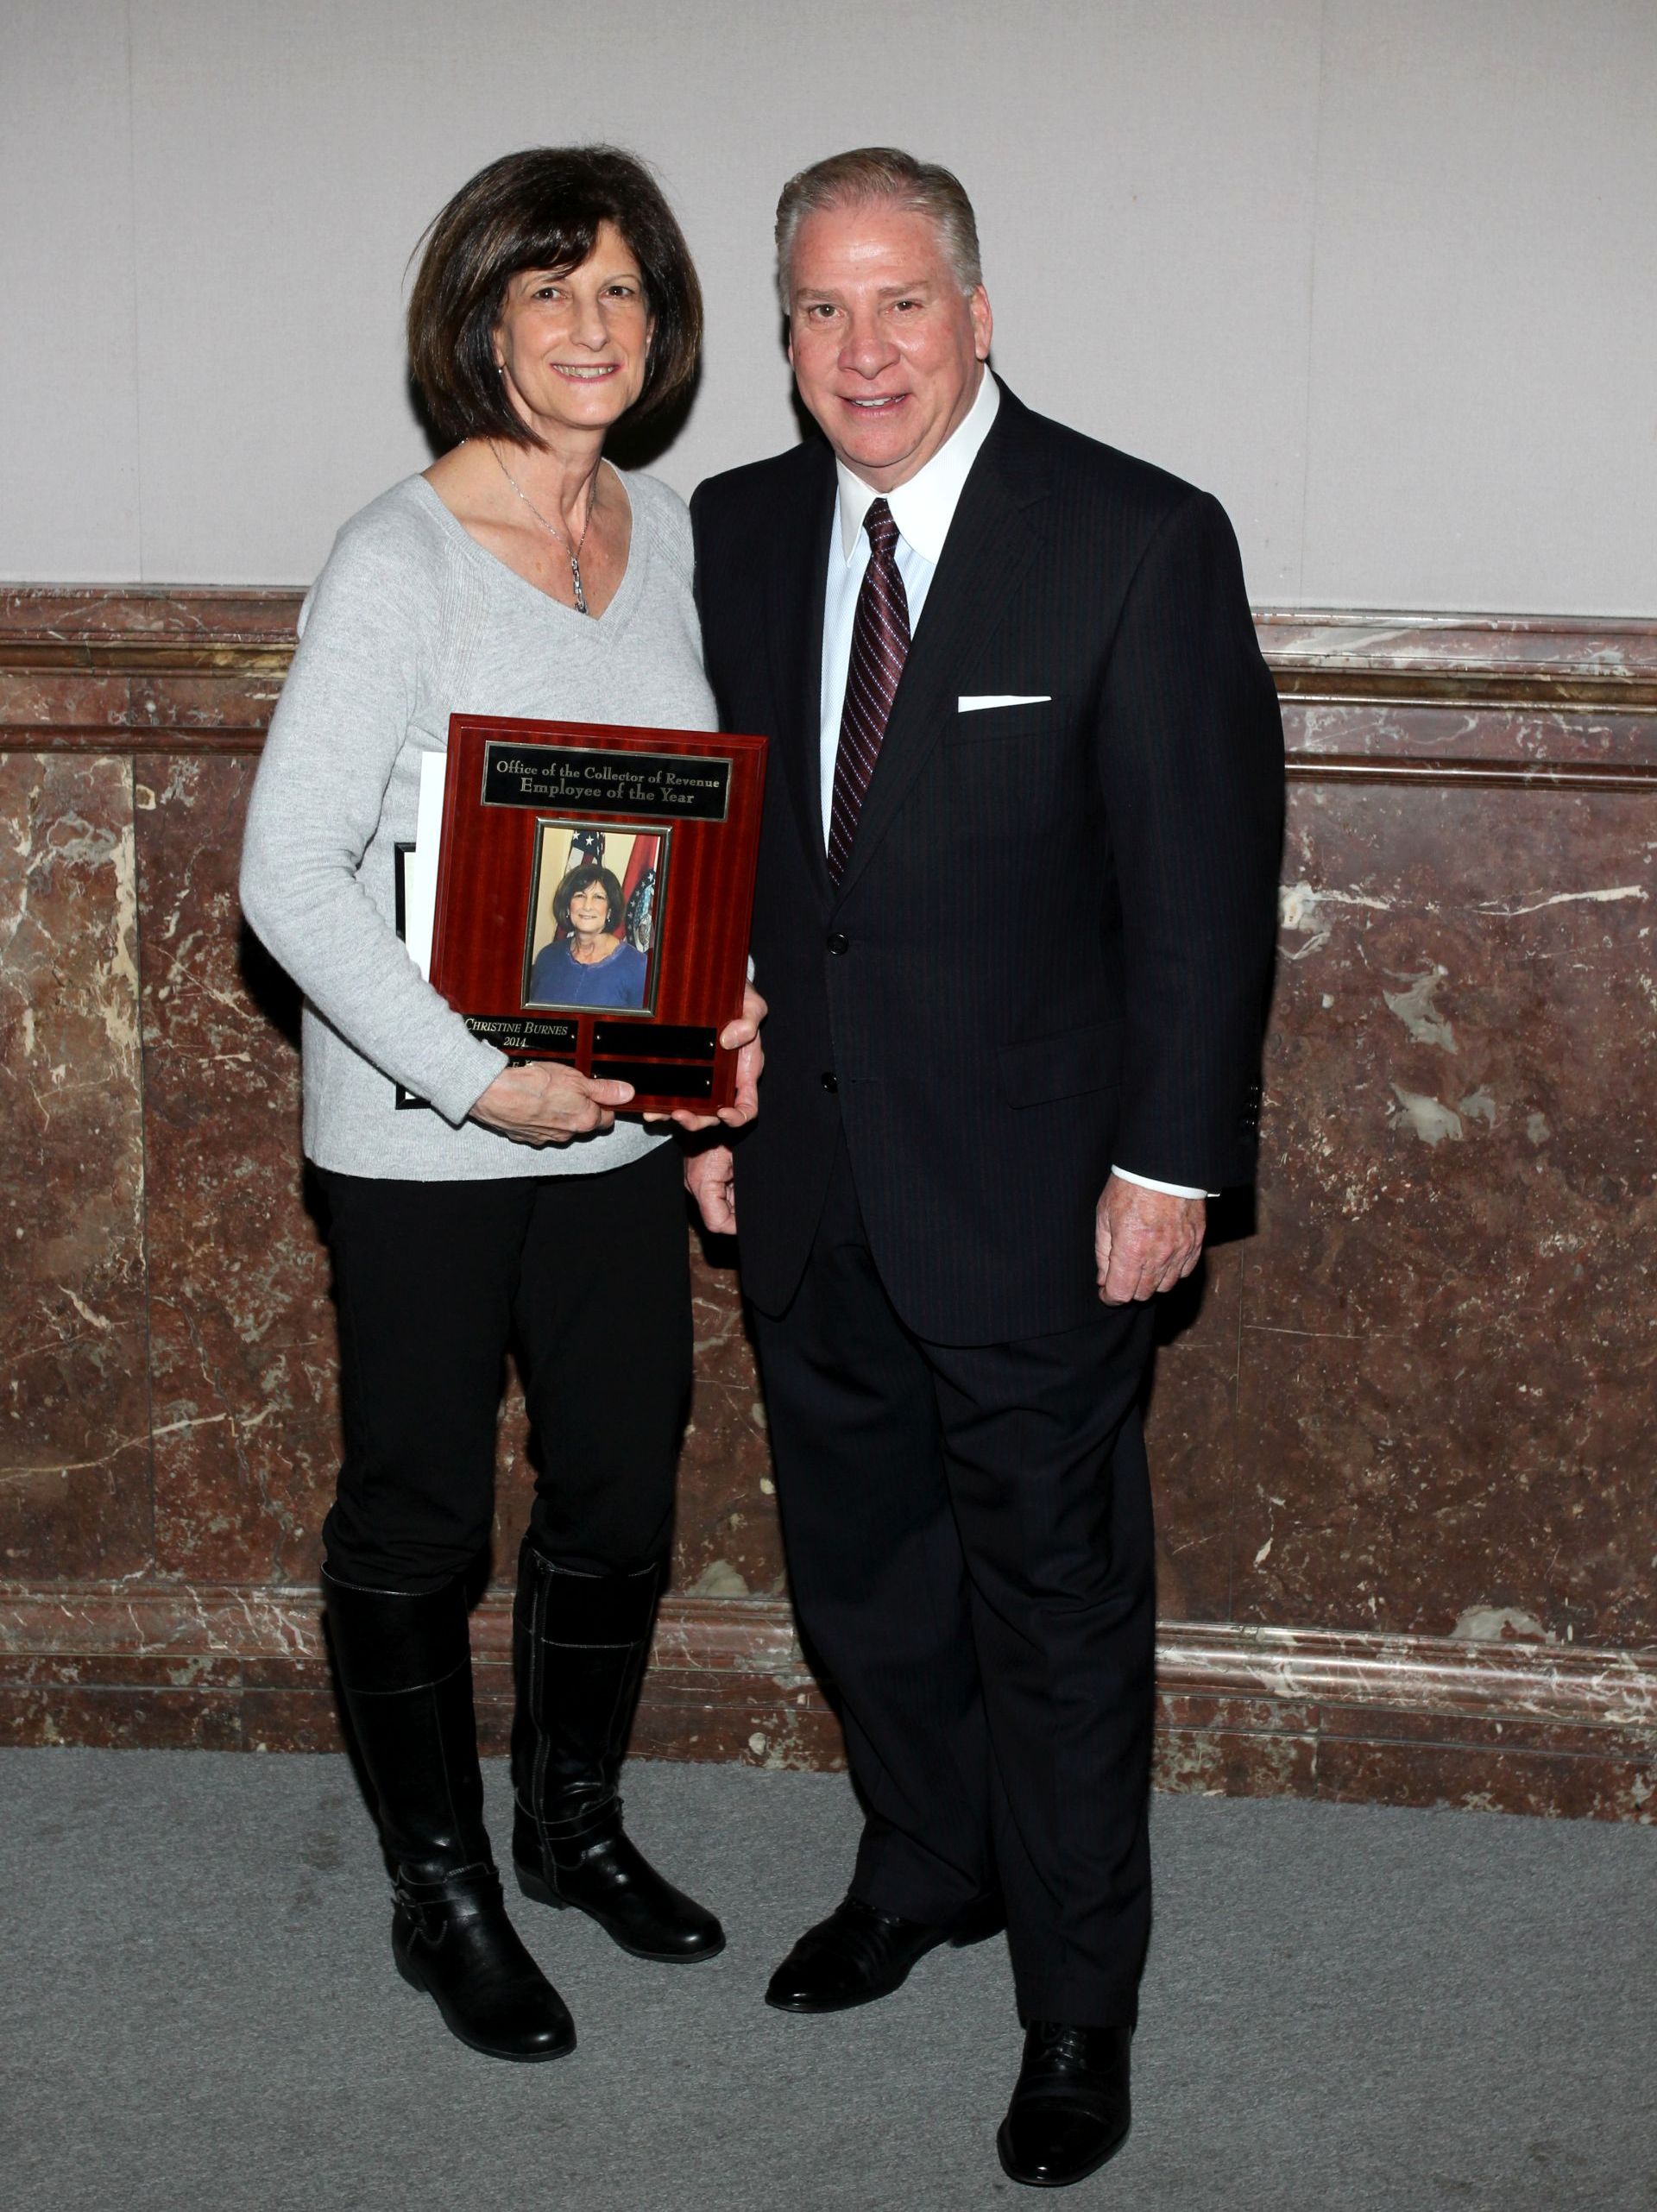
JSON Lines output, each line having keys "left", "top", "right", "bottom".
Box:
{"left": 239, "top": 918, "right": 302, "bottom": 1052}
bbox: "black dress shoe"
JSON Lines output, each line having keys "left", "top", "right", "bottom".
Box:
{"left": 765, "top": 1892, "right": 998, "bottom": 2013}
{"left": 996, "top": 2021, "right": 1132, "bottom": 2188}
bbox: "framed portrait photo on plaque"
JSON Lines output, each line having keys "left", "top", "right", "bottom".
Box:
{"left": 428, "top": 715, "right": 767, "bottom": 1112}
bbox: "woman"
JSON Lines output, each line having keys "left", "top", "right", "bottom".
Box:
{"left": 240, "top": 147, "right": 762, "bottom": 2065}
{"left": 530, "top": 863, "right": 647, "bottom": 1008}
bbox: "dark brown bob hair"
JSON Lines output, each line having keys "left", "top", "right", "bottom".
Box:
{"left": 408, "top": 146, "right": 702, "bottom": 449}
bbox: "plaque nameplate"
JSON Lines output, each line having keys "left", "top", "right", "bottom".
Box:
{"left": 481, "top": 742, "right": 732, "bottom": 822}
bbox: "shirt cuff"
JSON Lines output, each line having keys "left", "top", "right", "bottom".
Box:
{"left": 1112, "top": 1163, "right": 1215, "bottom": 1201}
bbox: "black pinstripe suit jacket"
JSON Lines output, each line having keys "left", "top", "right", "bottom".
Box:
{"left": 690, "top": 381, "right": 1283, "bottom": 1344}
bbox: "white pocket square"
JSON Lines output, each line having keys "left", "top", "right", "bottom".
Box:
{"left": 957, "top": 693, "right": 1051, "bottom": 712}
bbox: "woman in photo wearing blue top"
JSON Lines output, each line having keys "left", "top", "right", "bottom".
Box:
{"left": 239, "top": 146, "right": 764, "bottom": 2070}
{"left": 530, "top": 862, "right": 648, "bottom": 1008}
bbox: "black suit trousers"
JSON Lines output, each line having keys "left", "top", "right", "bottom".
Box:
{"left": 750, "top": 1138, "right": 1156, "bottom": 2026}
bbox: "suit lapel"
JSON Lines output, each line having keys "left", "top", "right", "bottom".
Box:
{"left": 763, "top": 445, "right": 836, "bottom": 904}
{"left": 833, "top": 390, "right": 1049, "bottom": 904}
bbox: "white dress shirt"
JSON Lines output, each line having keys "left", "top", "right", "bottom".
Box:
{"left": 817, "top": 369, "right": 1207, "bottom": 1202}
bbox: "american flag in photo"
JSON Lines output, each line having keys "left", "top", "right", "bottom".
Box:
{"left": 564, "top": 826, "right": 606, "bottom": 873}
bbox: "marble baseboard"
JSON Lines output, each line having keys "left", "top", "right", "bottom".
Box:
{"left": 2, "top": 1582, "right": 1651, "bottom": 1820}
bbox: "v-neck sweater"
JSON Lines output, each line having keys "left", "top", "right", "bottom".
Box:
{"left": 240, "top": 469, "right": 717, "bottom": 1181}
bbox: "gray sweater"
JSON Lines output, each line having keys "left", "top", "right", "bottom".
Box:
{"left": 239, "top": 470, "right": 718, "bottom": 1181}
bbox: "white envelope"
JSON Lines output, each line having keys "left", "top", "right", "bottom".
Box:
{"left": 402, "top": 750, "right": 446, "bottom": 979}
{"left": 957, "top": 694, "right": 1051, "bottom": 712}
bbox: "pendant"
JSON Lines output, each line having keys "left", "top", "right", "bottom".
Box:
{"left": 570, "top": 553, "right": 589, "bottom": 617}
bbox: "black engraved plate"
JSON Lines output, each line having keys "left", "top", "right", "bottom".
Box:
{"left": 481, "top": 742, "right": 732, "bottom": 822}
{"left": 462, "top": 1013, "right": 579, "bottom": 1056}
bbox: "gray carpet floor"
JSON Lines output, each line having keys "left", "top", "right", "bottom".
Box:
{"left": 0, "top": 1750, "right": 1652, "bottom": 2211}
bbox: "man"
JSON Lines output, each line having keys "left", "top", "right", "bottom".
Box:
{"left": 687, "top": 148, "right": 1282, "bottom": 2189}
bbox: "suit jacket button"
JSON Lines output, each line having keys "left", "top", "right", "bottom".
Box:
{"left": 821, "top": 1071, "right": 838, "bottom": 1093}
{"left": 826, "top": 931, "right": 849, "bottom": 955}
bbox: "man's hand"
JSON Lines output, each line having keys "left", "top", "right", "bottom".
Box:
{"left": 470, "top": 1062, "right": 633, "bottom": 1145}
{"left": 658, "top": 983, "right": 768, "bottom": 1133}
{"left": 685, "top": 1143, "right": 737, "bottom": 1234}
{"left": 1094, "top": 1175, "right": 1206, "bottom": 1305}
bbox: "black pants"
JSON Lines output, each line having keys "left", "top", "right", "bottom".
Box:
{"left": 750, "top": 1141, "right": 1156, "bottom": 2028}
{"left": 318, "top": 1144, "right": 691, "bottom": 1593}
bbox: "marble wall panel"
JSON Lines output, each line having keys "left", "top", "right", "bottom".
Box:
{"left": 0, "top": 752, "right": 152, "bottom": 1579}
{"left": 674, "top": 1232, "right": 784, "bottom": 1597}
{"left": 484, "top": 1372, "right": 537, "bottom": 1580}
{"left": 7, "top": 600, "right": 1657, "bottom": 1813}
{"left": 1238, "top": 777, "right": 1657, "bottom": 1643}
{"left": 1144, "top": 1238, "right": 1244, "bottom": 1622}
{"left": 135, "top": 753, "right": 337, "bottom": 1584}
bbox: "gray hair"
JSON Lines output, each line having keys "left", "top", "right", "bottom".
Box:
{"left": 774, "top": 147, "right": 983, "bottom": 306}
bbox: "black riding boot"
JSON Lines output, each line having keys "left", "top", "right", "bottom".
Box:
{"left": 510, "top": 1542, "right": 725, "bottom": 1963}
{"left": 324, "top": 1568, "right": 576, "bottom": 2061}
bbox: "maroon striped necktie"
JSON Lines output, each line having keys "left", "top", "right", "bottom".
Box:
{"left": 828, "top": 497, "right": 910, "bottom": 883}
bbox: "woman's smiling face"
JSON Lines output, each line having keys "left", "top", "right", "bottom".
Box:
{"left": 493, "top": 221, "right": 654, "bottom": 438}
{"left": 567, "top": 880, "right": 612, "bottom": 936}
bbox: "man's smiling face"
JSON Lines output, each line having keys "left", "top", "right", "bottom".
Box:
{"left": 786, "top": 200, "right": 992, "bottom": 491}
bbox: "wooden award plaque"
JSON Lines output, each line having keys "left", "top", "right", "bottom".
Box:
{"left": 429, "top": 715, "right": 767, "bottom": 1113}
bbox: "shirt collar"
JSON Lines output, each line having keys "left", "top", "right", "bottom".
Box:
{"left": 835, "top": 370, "right": 1001, "bottom": 564}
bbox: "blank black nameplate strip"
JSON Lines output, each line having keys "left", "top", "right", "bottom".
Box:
{"left": 591, "top": 1023, "right": 718, "bottom": 1061}
{"left": 592, "top": 1059, "right": 714, "bottom": 1098}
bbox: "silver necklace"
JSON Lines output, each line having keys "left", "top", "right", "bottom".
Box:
{"left": 487, "top": 441, "right": 600, "bottom": 614}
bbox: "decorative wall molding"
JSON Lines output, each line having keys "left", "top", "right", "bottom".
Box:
{"left": 3, "top": 591, "right": 1655, "bottom": 750}
{"left": 1284, "top": 755, "right": 1657, "bottom": 791}
{"left": 1257, "top": 609, "right": 1657, "bottom": 715}
{"left": 2, "top": 1583, "right": 1650, "bottom": 1818}
{"left": 1155, "top": 1617, "right": 1657, "bottom": 1730}
{"left": 5, "top": 1579, "right": 1652, "bottom": 1726}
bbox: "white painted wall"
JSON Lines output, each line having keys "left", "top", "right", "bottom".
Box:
{"left": 3, "top": 0, "right": 1653, "bottom": 611}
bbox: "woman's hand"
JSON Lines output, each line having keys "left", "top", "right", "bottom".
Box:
{"left": 665, "top": 983, "right": 768, "bottom": 1133}
{"left": 470, "top": 1061, "right": 634, "bottom": 1145}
